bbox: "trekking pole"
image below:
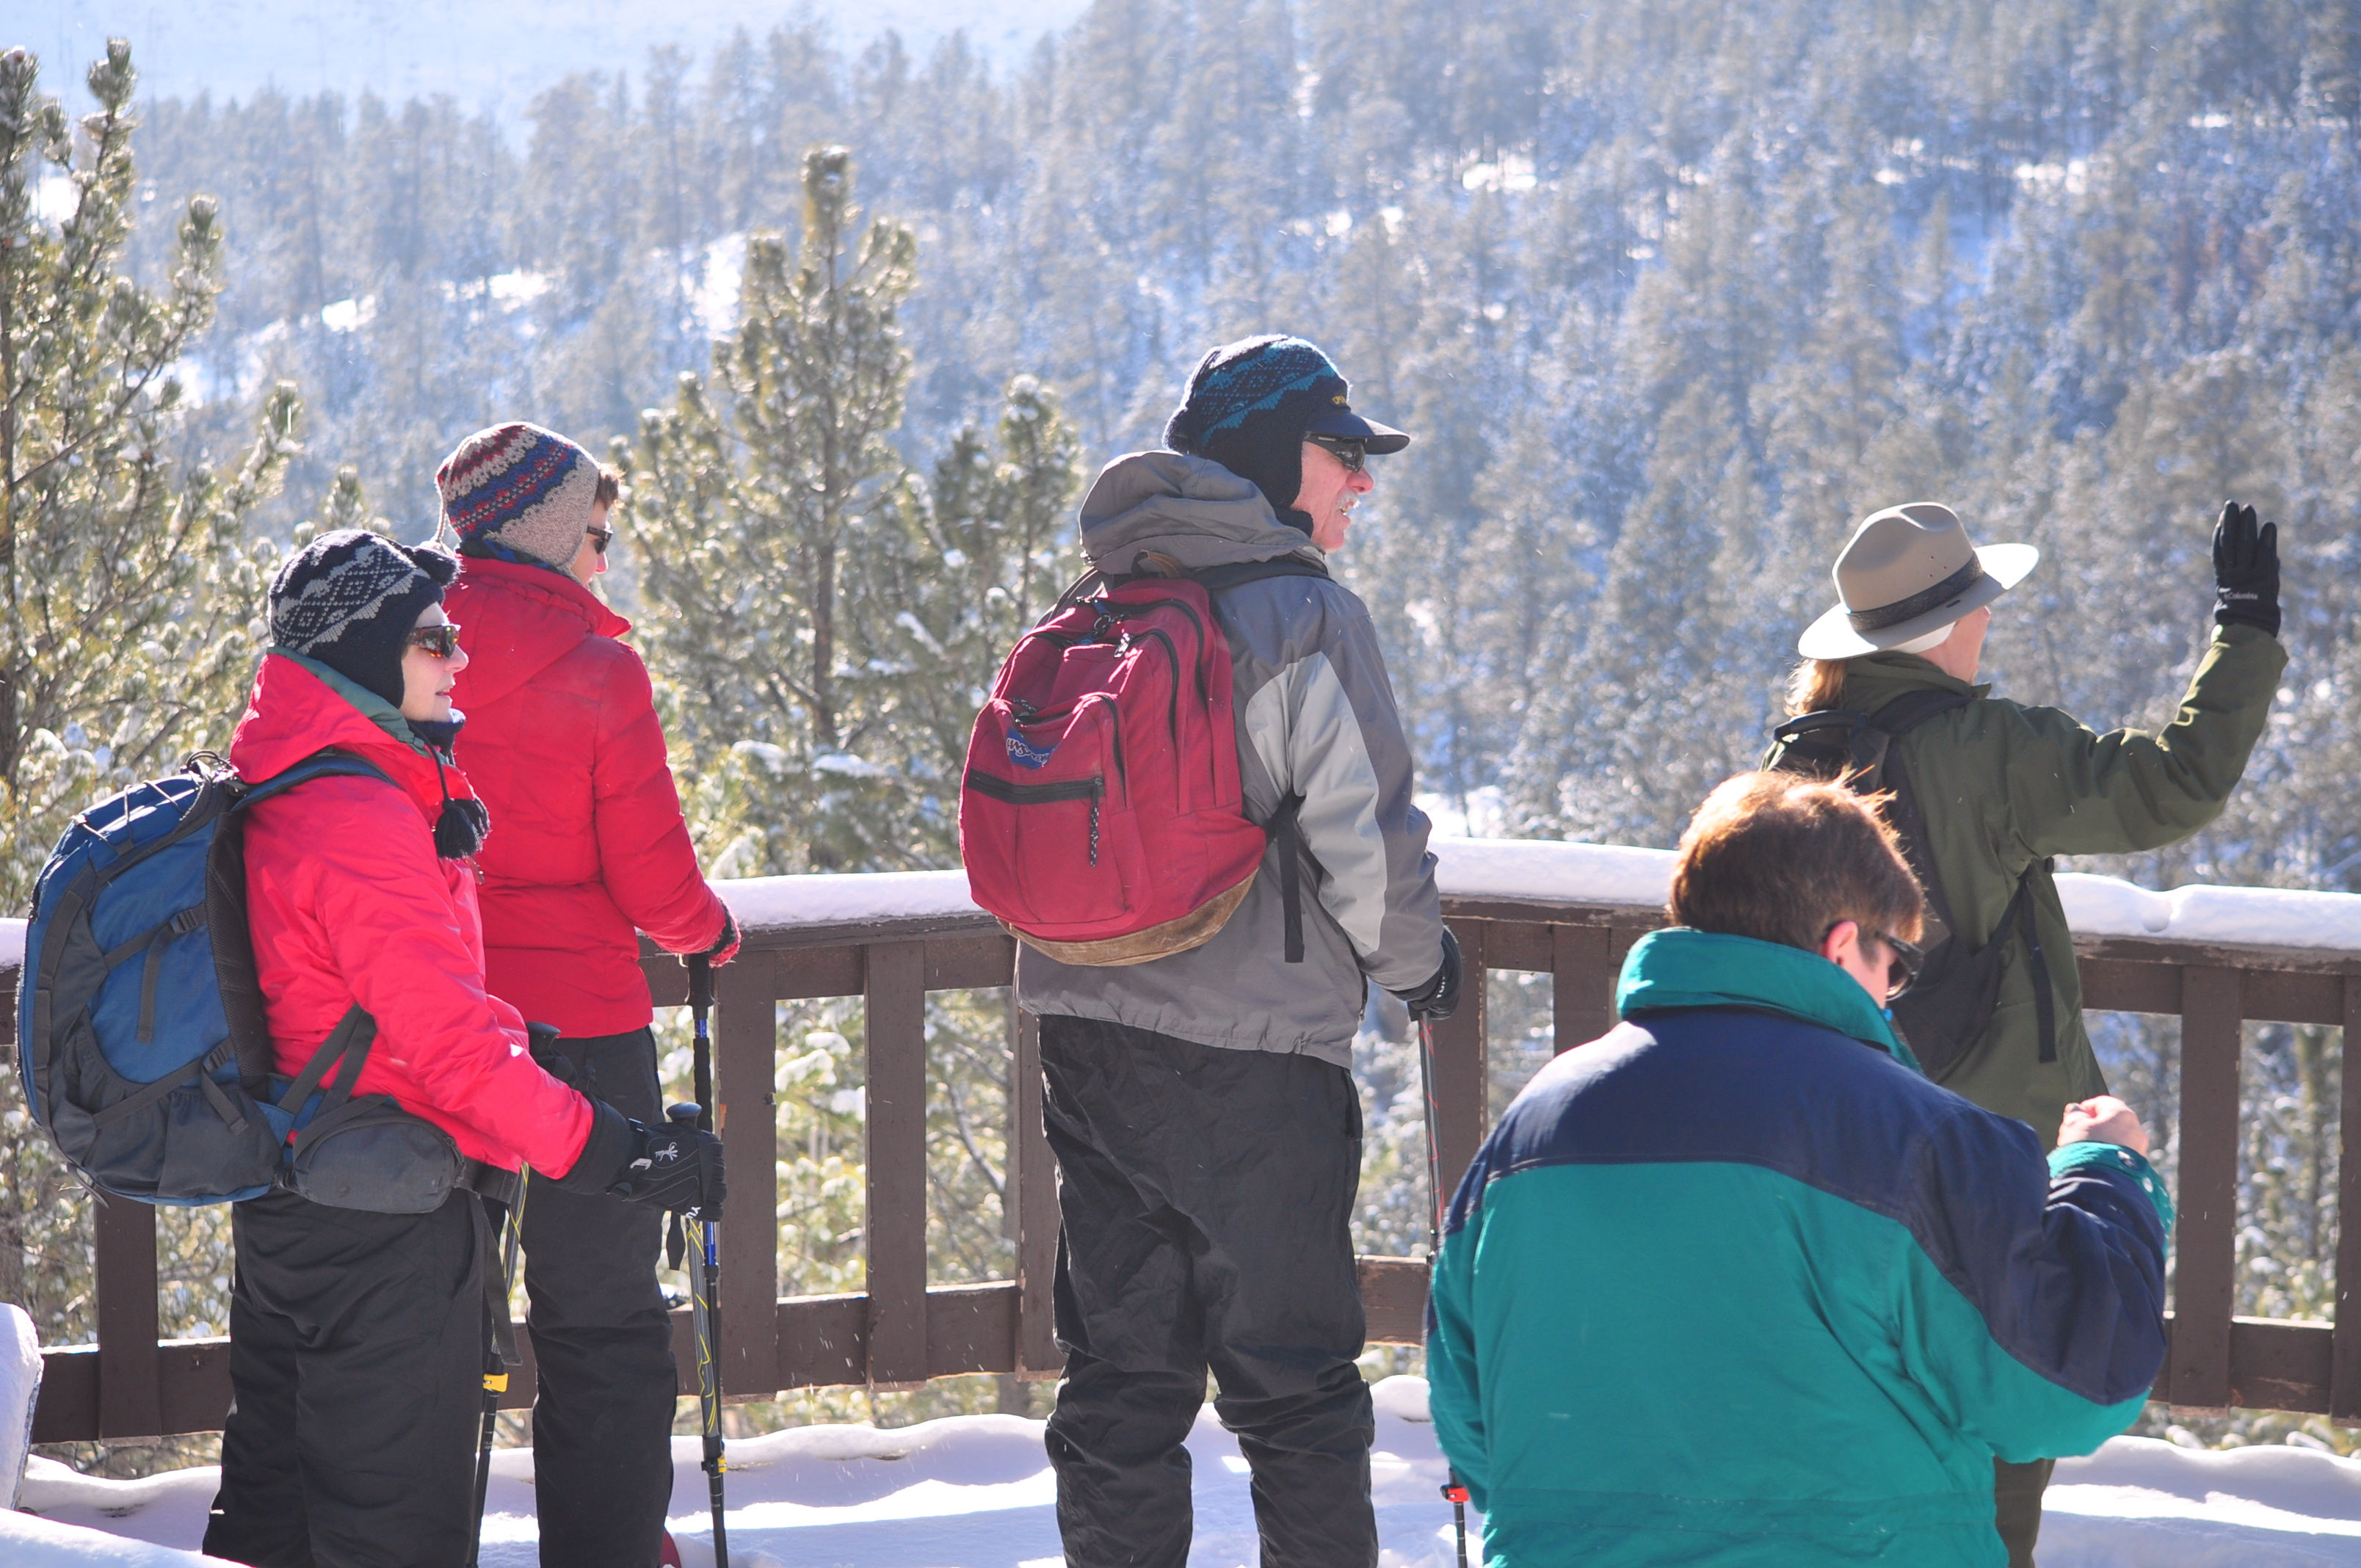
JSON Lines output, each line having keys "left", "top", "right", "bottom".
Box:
{"left": 672, "top": 951, "right": 728, "bottom": 1567}
{"left": 1416, "top": 1015, "right": 1472, "bottom": 1568}
{"left": 469, "top": 1170, "right": 529, "bottom": 1568}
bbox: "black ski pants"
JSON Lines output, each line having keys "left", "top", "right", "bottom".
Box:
{"left": 205, "top": 1188, "right": 490, "bottom": 1568}
{"left": 519, "top": 1026, "right": 679, "bottom": 1568}
{"left": 1038, "top": 1015, "right": 1376, "bottom": 1568}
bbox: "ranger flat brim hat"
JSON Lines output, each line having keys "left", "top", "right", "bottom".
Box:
{"left": 1798, "top": 501, "right": 2038, "bottom": 659}
{"left": 1304, "top": 402, "right": 1410, "bottom": 454}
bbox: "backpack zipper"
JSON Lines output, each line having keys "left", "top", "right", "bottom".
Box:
{"left": 963, "top": 771, "right": 1107, "bottom": 864}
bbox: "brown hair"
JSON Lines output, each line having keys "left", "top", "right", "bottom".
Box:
{"left": 1668, "top": 772, "right": 1924, "bottom": 951}
{"left": 1785, "top": 657, "right": 1850, "bottom": 715}
{"left": 593, "top": 464, "right": 623, "bottom": 509}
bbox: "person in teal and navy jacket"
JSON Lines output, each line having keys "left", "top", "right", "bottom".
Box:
{"left": 1425, "top": 772, "right": 2171, "bottom": 1567}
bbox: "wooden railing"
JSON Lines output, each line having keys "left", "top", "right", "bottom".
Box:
{"left": 15, "top": 846, "right": 2361, "bottom": 1440}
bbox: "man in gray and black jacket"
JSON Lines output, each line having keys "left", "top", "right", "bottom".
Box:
{"left": 1018, "top": 335, "right": 1455, "bottom": 1568}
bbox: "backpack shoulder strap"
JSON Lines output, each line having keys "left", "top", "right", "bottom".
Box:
{"left": 1866, "top": 688, "right": 1972, "bottom": 736}
{"left": 1188, "top": 555, "right": 1332, "bottom": 594}
{"left": 238, "top": 747, "right": 394, "bottom": 807}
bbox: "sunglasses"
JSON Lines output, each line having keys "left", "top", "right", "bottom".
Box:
{"left": 1307, "top": 433, "right": 1368, "bottom": 473}
{"left": 1871, "top": 929, "right": 1923, "bottom": 998}
{"left": 406, "top": 623, "right": 463, "bottom": 659}
{"left": 1826, "top": 921, "right": 1923, "bottom": 999}
{"left": 585, "top": 525, "right": 614, "bottom": 557}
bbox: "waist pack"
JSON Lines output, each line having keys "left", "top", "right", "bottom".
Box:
{"left": 960, "top": 558, "right": 1321, "bottom": 965}
{"left": 18, "top": 749, "right": 501, "bottom": 1211}
{"left": 1763, "top": 691, "right": 2057, "bottom": 1081}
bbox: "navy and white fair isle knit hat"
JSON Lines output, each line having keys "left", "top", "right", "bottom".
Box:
{"left": 435, "top": 421, "right": 602, "bottom": 570}
{"left": 267, "top": 528, "right": 489, "bottom": 857}
{"left": 1163, "top": 334, "right": 1409, "bottom": 534}
{"left": 268, "top": 529, "right": 459, "bottom": 712}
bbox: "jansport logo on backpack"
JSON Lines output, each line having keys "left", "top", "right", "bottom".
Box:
{"left": 960, "top": 573, "right": 1283, "bottom": 966}
{"left": 16, "top": 749, "right": 391, "bottom": 1204}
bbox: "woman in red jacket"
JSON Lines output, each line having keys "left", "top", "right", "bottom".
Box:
{"left": 436, "top": 423, "right": 737, "bottom": 1568}
{"left": 203, "top": 529, "right": 723, "bottom": 1568}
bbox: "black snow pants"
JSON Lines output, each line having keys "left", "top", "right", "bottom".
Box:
{"left": 1038, "top": 1014, "right": 1376, "bottom": 1568}
{"left": 520, "top": 1026, "right": 679, "bottom": 1568}
{"left": 204, "top": 1187, "right": 491, "bottom": 1568}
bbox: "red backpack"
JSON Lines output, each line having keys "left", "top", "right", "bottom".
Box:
{"left": 960, "top": 564, "right": 1315, "bottom": 965}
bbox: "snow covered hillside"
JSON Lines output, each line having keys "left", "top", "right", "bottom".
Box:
{"left": 12, "top": 1378, "right": 2361, "bottom": 1567}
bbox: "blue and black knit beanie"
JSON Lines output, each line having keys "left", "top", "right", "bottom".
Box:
{"left": 1163, "top": 335, "right": 1407, "bottom": 533}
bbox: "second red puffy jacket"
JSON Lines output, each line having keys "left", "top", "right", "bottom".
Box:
{"left": 444, "top": 553, "right": 729, "bottom": 1037}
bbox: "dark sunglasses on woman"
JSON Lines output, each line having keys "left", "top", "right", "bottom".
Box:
{"left": 406, "top": 623, "right": 463, "bottom": 659}
{"left": 585, "top": 525, "right": 614, "bottom": 557}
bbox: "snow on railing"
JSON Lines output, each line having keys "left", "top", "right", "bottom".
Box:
{"left": 711, "top": 835, "right": 2361, "bottom": 956}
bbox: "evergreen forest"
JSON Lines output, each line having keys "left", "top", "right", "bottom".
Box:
{"left": 8, "top": 0, "right": 2361, "bottom": 1459}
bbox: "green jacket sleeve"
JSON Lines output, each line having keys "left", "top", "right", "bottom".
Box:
{"left": 1425, "top": 1216, "right": 1493, "bottom": 1511}
{"left": 2002, "top": 624, "right": 2285, "bottom": 859}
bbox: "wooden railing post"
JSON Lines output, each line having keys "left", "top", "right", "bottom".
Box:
{"left": 2332, "top": 975, "right": 2361, "bottom": 1423}
{"left": 1010, "top": 1007, "right": 1059, "bottom": 1376}
{"left": 863, "top": 941, "right": 930, "bottom": 1387}
{"left": 2169, "top": 966, "right": 2243, "bottom": 1412}
{"left": 713, "top": 959, "right": 780, "bottom": 1398}
{"left": 1428, "top": 923, "right": 1489, "bottom": 1205}
{"left": 1550, "top": 924, "right": 1613, "bottom": 1053}
{"left": 93, "top": 1194, "right": 162, "bottom": 1440}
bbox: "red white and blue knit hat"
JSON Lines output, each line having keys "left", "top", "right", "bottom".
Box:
{"left": 435, "top": 422, "right": 601, "bottom": 568}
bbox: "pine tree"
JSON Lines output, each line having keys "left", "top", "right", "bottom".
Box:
{"left": 0, "top": 40, "right": 301, "bottom": 1346}
{"left": 629, "top": 145, "right": 921, "bottom": 873}
{"left": 853, "top": 374, "right": 1084, "bottom": 860}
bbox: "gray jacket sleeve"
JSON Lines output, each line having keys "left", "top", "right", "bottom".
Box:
{"left": 1238, "top": 583, "right": 1446, "bottom": 995}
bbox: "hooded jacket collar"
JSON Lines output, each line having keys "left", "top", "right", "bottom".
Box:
{"left": 1615, "top": 927, "right": 1919, "bottom": 1071}
{"left": 1836, "top": 650, "right": 1991, "bottom": 714}
{"left": 1078, "top": 450, "right": 1328, "bottom": 576}
{"left": 228, "top": 650, "right": 479, "bottom": 824}
{"left": 449, "top": 553, "right": 630, "bottom": 709}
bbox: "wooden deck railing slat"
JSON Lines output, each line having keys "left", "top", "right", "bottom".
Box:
{"left": 713, "top": 960, "right": 780, "bottom": 1396}
{"left": 1011, "top": 1008, "right": 1059, "bottom": 1376}
{"left": 862, "top": 940, "right": 931, "bottom": 1389}
{"left": 1550, "top": 924, "right": 1613, "bottom": 1053}
{"left": 93, "top": 1198, "right": 162, "bottom": 1440}
{"left": 2169, "top": 965, "right": 2244, "bottom": 1412}
{"left": 2334, "top": 975, "right": 2361, "bottom": 1422}
{"left": 1428, "top": 958, "right": 1487, "bottom": 1213}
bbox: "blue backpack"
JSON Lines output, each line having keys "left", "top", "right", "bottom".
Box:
{"left": 17, "top": 749, "right": 391, "bottom": 1204}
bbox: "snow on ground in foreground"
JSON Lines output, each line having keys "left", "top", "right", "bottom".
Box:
{"left": 13, "top": 1378, "right": 2361, "bottom": 1566}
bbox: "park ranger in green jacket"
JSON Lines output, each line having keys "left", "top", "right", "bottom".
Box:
{"left": 1774, "top": 497, "right": 2286, "bottom": 1566}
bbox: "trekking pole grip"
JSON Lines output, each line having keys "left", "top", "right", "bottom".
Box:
{"left": 686, "top": 951, "right": 715, "bottom": 1014}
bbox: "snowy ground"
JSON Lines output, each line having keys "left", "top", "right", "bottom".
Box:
{"left": 11, "top": 1378, "right": 2361, "bottom": 1566}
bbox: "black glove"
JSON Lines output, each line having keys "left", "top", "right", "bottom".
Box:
{"left": 2212, "top": 500, "right": 2280, "bottom": 637}
{"left": 692, "top": 907, "right": 742, "bottom": 967}
{"left": 1395, "top": 927, "right": 1462, "bottom": 1023}
{"left": 554, "top": 1100, "right": 726, "bottom": 1217}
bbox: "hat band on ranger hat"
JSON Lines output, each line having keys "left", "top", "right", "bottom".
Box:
{"left": 1849, "top": 558, "right": 1988, "bottom": 634}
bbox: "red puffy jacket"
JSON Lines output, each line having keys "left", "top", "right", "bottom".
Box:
{"left": 229, "top": 651, "right": 595, "bottom": 1177}
{"left": 443, "top": 554, "right": 728, "bottom": 1037}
